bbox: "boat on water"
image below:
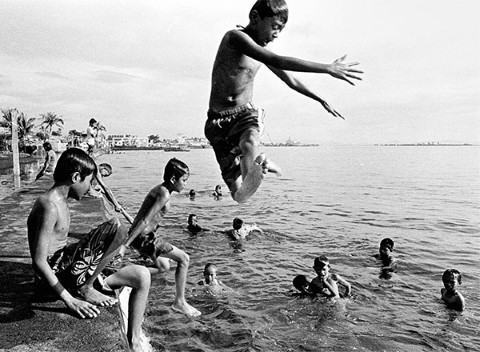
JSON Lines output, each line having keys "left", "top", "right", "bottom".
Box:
{"left": 164, "top": 145, "right": 190, "bottom": 152}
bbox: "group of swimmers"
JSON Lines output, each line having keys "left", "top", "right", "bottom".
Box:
{"left": 292, "top": 238, "right": 466, "bottom": 312}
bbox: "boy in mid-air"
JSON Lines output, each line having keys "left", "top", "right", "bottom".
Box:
{"left": 28, "top": 148, "right": 151, "bottom": 351}
{"left": 441, "top": 269, "right": 465, "bottom": 311}
{"left": 310, "top": 256, "right": 351, "bottom": 298}
{"left": 124, "top": 158, "right": 201, "bottom": 317}
{"left": 205, "top": 0, "right": 363, "bottom": 203}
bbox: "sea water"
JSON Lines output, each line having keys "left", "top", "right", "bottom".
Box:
{"left": 1, "top": 146, "right": 479, "bottom": 351}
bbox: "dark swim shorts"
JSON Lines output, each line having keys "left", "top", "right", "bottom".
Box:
{"left": 47, "top": 218, "right": 119, "bottom": 290}
{"left": 129, "top": 232, "right": 174, "bottom": 258}
{"left": 204, "top": 103, "right": 265, "bottom": 187}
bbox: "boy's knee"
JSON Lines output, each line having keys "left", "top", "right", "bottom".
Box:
{"left": 133, "top": 265, "right": 151, "bottom": 289}
{"left": 179, "top": 252, "right": 190, "bottom": 267}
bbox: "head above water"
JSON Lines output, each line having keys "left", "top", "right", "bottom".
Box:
{"left": 98, "top": 163, "right": 112, "bottom": 177}
{"left": 250, "top": 0, "right": 288, "bottom": 24}
{"left": 163, "top": 158, "right": 189, "bottom": 182}
{"left": 380, "top": 238, "right": 394, "bottom": 252}
{"left": 203, "top": 263, "right": 218, "bottom": 284}
{"left": 233, "top": 217, "right": 244, "bottom": 230}
{"left": 188, "top": 214, "right": 197, "bottom": 224}
{"left": 442, "top": 269, "right": 462, "bottom": 286}
{"left": 53, "top": 148, "right": 96, "bottom": 183}
{"left": 293, "top": 274, "right": 309, "bottom": 292}
{"left": 89, "top": 118, "right": 97, "bottom": 126}
{"left": 313, "top": 255, "right": 330, "bottom": 270}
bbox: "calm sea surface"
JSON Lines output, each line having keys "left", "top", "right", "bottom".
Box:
{"left": 1, "top": 146, "right": 479, "bottom": 351}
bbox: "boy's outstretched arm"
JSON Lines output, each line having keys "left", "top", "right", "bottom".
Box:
{"left": 230, "top": 30, "right": 363, "bottom": 85}
{"left": 268, "top": 66, "right": 344, "bottom": 119}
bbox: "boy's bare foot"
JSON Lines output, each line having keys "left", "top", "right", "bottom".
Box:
{"left": 78, "top": 285, "right": 118, "bottom": 307}
{"left": 261, "top": 158, "right": 282, "bottom": 176}
{"left": 232, "top": 153, "right": 265, "bottom": 203}
{"left": 171, "top": 302, "right": 201, "bottom": 317}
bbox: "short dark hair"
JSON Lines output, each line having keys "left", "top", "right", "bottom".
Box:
{"left": 233, "top": 217, "right": 244, "bottom": 230}
{"left": 54, "top": 148, "right": 96, "bottom": 182}
{"left": 380, "top": 238, "right": 394, "bottom": 251}
{"left": 250, "top": 0, "right": 288, "bottom": 23}
{"left": 163, "top": 158, "right": 189, "bottom": 182}
{"left": 98, "top": 163, "right": 112, "bottom": 175}
{"left": 442, "top": 269, "right": 462, "bottom": 285}
{"left": 188, "top": 214, "right": 196, "bottom": 224}
{"left": 204, "top": 263, "right": 217, "bottom": 274}
{"left": 293, "top": 274, "right": 308, "bottom": 291}
{"left": 89, "top": 118, "right": 97, "bottom": 125}
{"left": 43, "top": 141, "right": 52, "bottom": 150}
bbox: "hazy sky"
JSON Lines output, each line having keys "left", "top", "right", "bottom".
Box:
{"left": 1, "top": 0, "right": 478, "bottom": 144}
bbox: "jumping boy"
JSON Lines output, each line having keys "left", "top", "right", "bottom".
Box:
{"left": 205, "top": 0, "right": 363, "bottom": 203}
{"left": 124, "top": 158, "right": 201, "bottom": 317}
{"left": 27, "top": 148, "right": 151, "bottom": 351}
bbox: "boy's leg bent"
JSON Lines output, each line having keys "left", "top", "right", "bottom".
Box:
{"left": 160, "top": 246, "right": 201, "bottom": 317}
{"left": 60, "top": 218, "right": 126, "bottom": 306}
{"left": 104, "top": 265, "right": 151, "bottom": 349}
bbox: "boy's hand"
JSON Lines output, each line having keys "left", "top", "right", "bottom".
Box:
{"left": 317, "top": 97, "right": 344, "bottom": 120}
{"left": 328, "top": 55, "right": 363, "bottom": 86}
{"left": 66, "top": 297, "right": 101, "bottom": 319}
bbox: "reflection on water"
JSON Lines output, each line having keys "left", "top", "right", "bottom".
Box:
{"left": 2, "top": 147, "right": 480, "bottom": 351}
{"left": 0, "top": 158, "right": 41, "bottom": 198}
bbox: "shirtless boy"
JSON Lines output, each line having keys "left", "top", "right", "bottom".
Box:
{"left": 310, "top": 255, "right": 351, "bottom": 299}
{"left": 124, "top": 158, "right": 201, "bottom": 317}
{"left": 441, "top": 269, "right": 466, "bottom": 311}
{"left": 28, "top": 148, "right": 150, "bottom": 351}
{"left": 35, "top": 141, "right": 57, "bottom": 180}
{"left": 205, "top": 0, "right": 363, "bottom": 203}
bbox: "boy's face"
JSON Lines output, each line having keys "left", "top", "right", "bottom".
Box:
{"left": 314, "top": 264, "right": 330, "bottom": 279}
{"left": 379, "top": 246, "right": 392, "bottom": 260}
{"left": 443, "top": 274, "right": 459, "bottom": 292}
{"left": 255, "top": 15, "right": 286, "bottom": 47}
{"left": 99, "top": 168, "right": 111, "bottom": 178}
{"left": 70, "top": 173, "right": 94, "bottom": 200}
{"left": 204, "top": 267, "right": 217, "bottom": 284}
{"left": 172, "top": 174, "right": 188, "bottom": 193}
{"left": 190, "top": 216, "right": 197, "bottom": 225}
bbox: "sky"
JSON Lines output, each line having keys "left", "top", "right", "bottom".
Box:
{"left": 1, "top": 0, "right": 479, "bottom": 145}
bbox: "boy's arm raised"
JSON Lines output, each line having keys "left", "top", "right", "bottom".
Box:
{"left": 31, "top": 202, "right": 100, "bottom": 318}
{"left": 267, "top": 65, "right": 344, "bottom": 119}
{"left": 229, "top": 30, "right": 363, "bottom": 85}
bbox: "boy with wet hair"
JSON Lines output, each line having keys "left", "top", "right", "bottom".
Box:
{"left": 310, "top": 255, "right": 351, "bottom": 298}
{"left": 124, "top": 158, "right": 201, "bottom": 317}
{"left": 205, "top": 0, "right": 363, "bottom": 203}
{"left": 226, "top": 217, "right": 262, "bottom": 240}
{"left": 441, "top": 269, "right": 465, "bottom": 311}
{"left": 28, "top": 148, "right": 151, "bottom": 351}
{"left": 292, "top": 274, "right": 312, "bottom": 296}
{"left": 187, "top": 214, "right": 209, "bottom": 234}
{"left": 374, "top": 238, "right": 397, "bottom": 279}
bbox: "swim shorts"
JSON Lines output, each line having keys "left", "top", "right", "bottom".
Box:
{"left": 129, "top": 232, "right": 174, "bottom": 258}
{"left": 47, "top": 218, "right": 118, "bottom": 290}
{"left": 204, "top": 103, "right": 265, "bottom": 187}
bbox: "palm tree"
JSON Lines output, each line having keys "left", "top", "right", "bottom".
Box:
{"left": 39, "top": 112, "right": 64, "bottom": 139}
{"left": 1, "top": 108, "right": 36, "bottom": 152}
